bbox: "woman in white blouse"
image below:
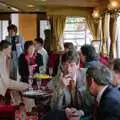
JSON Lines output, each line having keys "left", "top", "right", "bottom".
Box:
{"left": 0, "top": 40, "right": 29, "bottom": 96}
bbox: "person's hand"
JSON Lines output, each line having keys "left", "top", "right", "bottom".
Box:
{"left": 60, "top": 73, "right": 73, "bottom": 88}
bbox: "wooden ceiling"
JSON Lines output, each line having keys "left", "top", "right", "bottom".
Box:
{"left": 0, "top": 0, "right": 110, "bottom": 12}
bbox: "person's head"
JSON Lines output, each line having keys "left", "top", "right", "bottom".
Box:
{"left": 24, "top": 41, "right": 35, "bottom": 56}
{"left": 86, "top": 63, "right": 112, "bottom": 96}
{"left": 61, "top": 50, "right": 80, "bottom": 75}
{"left": 19, "top": 102, "right": 25, "bottom": 111}
{"left": 34, "top": 38, "right": 44, "bottom": 51}
{"left": 63, "top": 42, "right": 74, "bottom": 53}
{"left": 44, "top": 29, "right": 50, "bottom": 37}
{"left": 113, "top": 59, "right": 120, "bottom": 73}
{"left": 0, "top": 40, "right": 11, "bottom": 57}
{"left": 7, "top": 24, "right": 17, "bottom": 36}
{"left": 112, "top": 59, "right": 120, "bottom": 85}
{"left": 80, "top": 44, "right": 98, "bottom": 63}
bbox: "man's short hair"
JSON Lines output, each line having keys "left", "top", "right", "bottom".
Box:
{"left": 61, "top": 50, "right": 80, "bottom": 65}
{"left": 113, "top": 59, "right": 120, "bottom": 73}
{"left": 86, "top": 62, "right": 113, "bottom": 86}
{"left": 80, "top": 44, "right": 98, "bottom": 62}
{"left": 64, "top": 42, "right": 74, "bottom": 50}
{"left": 7, "top": 24, "right": 17, "bottom": 33}
{"left": 34, "top": 38, "right": 44, "bottom": 45}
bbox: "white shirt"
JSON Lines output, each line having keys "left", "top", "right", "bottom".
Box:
{"left": 97, "top": 85, "right": 108, "bottom": 104}
{"left": 0, "top": 52, "right": 29, "bottom": 96}
{"left": 38, "top": 47, "right": 48, "bottom": 73}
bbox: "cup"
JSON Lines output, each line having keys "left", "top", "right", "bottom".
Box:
{"left": 49, "top": 68, "right": 53, "bottom": 76}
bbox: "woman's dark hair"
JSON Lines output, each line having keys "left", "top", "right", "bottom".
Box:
{"left": 62, "top": 50, "right": 80, "bottom": 65}
{"left": 80, "top": 44, "right": 98, "bottom": 62}
{"left": 7, "top": 24, "right": 17, "bottom": 33}
{"left": 34, "top": 38, "right": 44, "bottom": 45}
{"left": 113, "top": 59, "right": 120, "bottom": 73}
{"left": 24, "top": 41, "right": 34, "bottom": 52}
{"left": 64, "top": 42, "right": 74, "bottom": 51}
{"left": 0, "top": 40, "right": 11, "bottom": 51}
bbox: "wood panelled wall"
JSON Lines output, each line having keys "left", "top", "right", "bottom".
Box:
{"left": 19, "top": 14, "right": 37, "bottom": 41}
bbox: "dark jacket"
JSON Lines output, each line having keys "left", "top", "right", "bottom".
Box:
{"left": 96, "top": 86, "right": 120, "bottom": 120}
{"left": 18, "top": 53, "right": 43, "bottom": 83}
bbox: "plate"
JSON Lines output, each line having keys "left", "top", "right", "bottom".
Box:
{"left": 33, "top": 74, "right": 52, "bottom": 79}
{"left": 23, "top": 90, "right": 46, "bottom": 96}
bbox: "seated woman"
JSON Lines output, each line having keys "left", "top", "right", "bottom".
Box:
{"left": 0, "top": 40, "right": 29, "bottom": 98}
{"left": 18, "top": 41, "right": 43, "bottom": 84}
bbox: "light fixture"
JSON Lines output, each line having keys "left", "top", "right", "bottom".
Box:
{"left": 92, "top": 9, "right": 100, "bottom": 18}
{"left": 108, "top": 0, "right": 119, "bottom": 9}
{"left": 0, "top": 1, "right": 19, "bottom": 11}
{"left": 111, "top": 0, "right": 118, "bottom": 8}
{"left": 27, "top": 4, "right": 35, "bottom": 8}
{"left": 41, "top": 0, "right": 46, "bottom": 2}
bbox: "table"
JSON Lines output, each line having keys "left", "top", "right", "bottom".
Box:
{"left": 22, "top": 89, "right": 53, "bottom": 119}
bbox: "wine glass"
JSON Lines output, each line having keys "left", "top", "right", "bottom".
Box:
{"left": 49, "top": 68, "right": 53, "bottom": 76}
{"left": 37, "top": 80, "right": 41, "bottom": 90}
{"left": 28, "top": 77, "right": 33, "bottom": 90}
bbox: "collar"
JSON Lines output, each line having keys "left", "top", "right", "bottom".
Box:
{"left": 97, "top": 85, "right": 108, "bottom": 104}
{"left": 38, "top": 47, "right": 43, "bottom": 53}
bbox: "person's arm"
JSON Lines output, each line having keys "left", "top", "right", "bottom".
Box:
{"left": 48, "top": 74, "right": 65, "bottom": 109}
{"left": 19, "top": 35, "right": 24, "bottom": 50}
{"left": 9, "top": 80, "right": 29, "bottom": 91}
{"left": 18, "top": 54, "right": 24, "bottom": 77}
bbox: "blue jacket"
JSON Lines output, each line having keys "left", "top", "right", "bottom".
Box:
{"left": 96, "top": 86, "right": 120, "bottom": 120}
{"left": 6, "top": 35, "right": 24, "bottom": 57}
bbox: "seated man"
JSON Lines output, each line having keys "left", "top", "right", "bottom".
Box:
{"left": 44, "top": 50, "right": 89, "bottom": 120}
{"left": 85, "top": 63, "right": 120, "bottom": 120}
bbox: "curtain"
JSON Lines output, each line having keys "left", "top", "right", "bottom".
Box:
{"left": 97, "top": 18, "right": 102, "bottom": 52}
{"left": 109, "top": 14, "right": 117, "bottom": 58}
{"left": 97, "top": 18, "right": 102, "bottom": 40}
{"left": 49, "top": 16, "right": 66, "bottom": 51}
{"left": 102, "top": 13, "right": 110, "bottom": 55}
{"left": 86, "top": 15, "right": 98, "bottom": 40}
{"left": 116, "top": 15, "right": 120, "bottom": 58}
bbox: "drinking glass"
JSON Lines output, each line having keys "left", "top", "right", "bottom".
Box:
{"left": 49, "top": 68, "right": 53, "bottom": 76}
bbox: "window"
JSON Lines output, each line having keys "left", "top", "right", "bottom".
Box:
{"left": 40, "top": 20, "right": 50, "bottom": 40}
{"left": 63, "top": 17, "right": 92, "bottom": 50}
{"left": 0, "top": 20, "right": 9, "bottom": 41}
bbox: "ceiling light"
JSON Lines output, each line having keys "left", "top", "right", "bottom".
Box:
{"left": 27, "top": 4, "right": 35, "bottom": 8}
{"left": 111, "top": 0, "right": 118, "bottom": 7}
{"left": 41, "top": 0, "right": 46, "bottom": 2}
{"left": 108, "top": 0, "right": 119, "bottom": 9}
{"left": 92, "top": 9, "right": 100, "bottom": 18}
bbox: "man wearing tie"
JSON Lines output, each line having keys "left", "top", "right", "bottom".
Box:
{"left": 86, "top": 63, "right": 120, "bottom": 120}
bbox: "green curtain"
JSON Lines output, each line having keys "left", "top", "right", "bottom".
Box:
{"left": 109, "top": 14, "right": 117, "bottom": 58}
{"left": 101, "top": 13, "right": 110, "bottom": 55}
{"left": 86, "top": 15, "right": 98, "bottom": 40}
{"left": 49, "top": 15, "right": 66, "bottom": 51}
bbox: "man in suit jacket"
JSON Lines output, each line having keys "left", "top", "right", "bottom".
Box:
{"left": 86, "top": 62, "right": 120, "bottom": 120}
{"left": 44, "top": 50, "right": 88, "bottom": 120}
